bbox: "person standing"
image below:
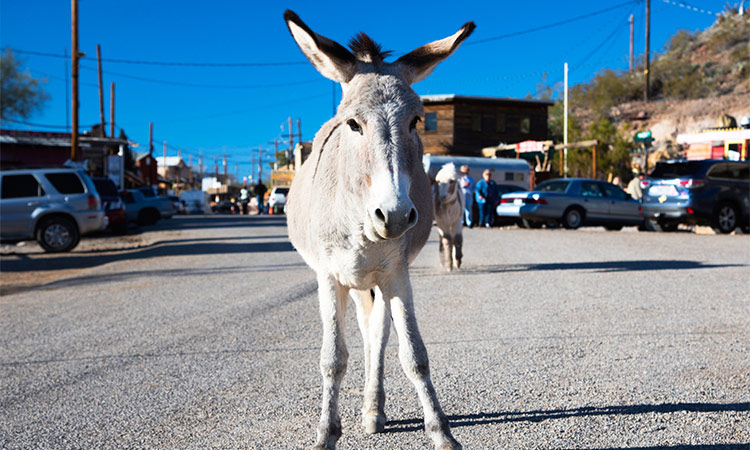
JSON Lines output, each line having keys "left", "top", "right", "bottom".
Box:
{"left": 627, "top": 172, "right": 644, "bottom": 200}
{"left": 458, "top": 165, "right": 475, "bottom": 227}
{"left": 240, "top": 185, "right": 250, "bottom": 215}
{"left": 475, "top": 169, "right": 498, "bottom": 228}
{"left": 253, "top": 182, "right": 267, "bottom": 214}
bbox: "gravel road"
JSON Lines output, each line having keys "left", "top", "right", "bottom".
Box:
{"left": 1, "top": 215, "right": 748, "bottom": 449}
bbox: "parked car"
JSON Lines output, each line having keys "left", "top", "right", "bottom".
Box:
{"left": 211, "top": 200, "right": 237, "bottom": 214}
{"left": 496, "top": 178, "right": 644, "bottom": 230}
{"left": 92, "top": 177, "right": 127, "bottom": 234}
{"left": 491, "top": 184, "right": 528, "bottom": 226}
{"left": 0, "top": 167, "right": 107, "bottom": 252}
{"left": 167, "top": 195, "right": 187, "bottom": 214}
{"left": 135, "top": 186, "right": 177, "bottom": 219}
{"left": 120, "top": 189, "right": 175, "bottom": 225}
{"left": 267, "top": 186, "right": 289, "bottom": 214}
{"left": 641, "top": 159, "right": 750, "bottom": 233}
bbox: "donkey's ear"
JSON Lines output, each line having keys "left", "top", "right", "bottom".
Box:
{"left": 396, "top": 21, "right": 475, "bottom": 85}
{"left": 284, "top": 10, "right": 356, "bottom": 83}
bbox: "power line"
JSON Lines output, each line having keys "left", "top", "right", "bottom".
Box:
{"left": 1, "top": 117, "right": 95, "bottom": 129}
{"left": 660, "top": 0, "right": 715, "bottom": 15}
{"left": 465, "top": 0, "right": 637, "bottom": 46}
{"left": 10, "top": 48, "right": 308, "bottom": 67}
{"left": 77, "top": 63, "right": 322, "bottom": 89}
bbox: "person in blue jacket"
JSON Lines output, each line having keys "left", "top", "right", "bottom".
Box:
{"left": 475, "top": 169, "right": 498, "bottom": 228}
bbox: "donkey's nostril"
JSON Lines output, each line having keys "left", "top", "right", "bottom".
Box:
{"left": 374, "top": 208, "right": 386, "bottom": 223}
{"left": 408, "top": 208, "right": 418, "bottom": 226}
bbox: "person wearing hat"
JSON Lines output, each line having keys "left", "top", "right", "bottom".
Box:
{"left": 475, "top": 169, "right": 498, "bottom": 228}
{"left": 458, "top": 165, "right": 476, "bottom": 227}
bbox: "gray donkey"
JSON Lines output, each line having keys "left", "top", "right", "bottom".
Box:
{"left": 283, "top": 10, "right": 474, "bottom": 450}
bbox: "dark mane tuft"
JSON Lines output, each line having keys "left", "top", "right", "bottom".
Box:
{"left": 348, "top": 33, "right": 392, "bottom": 63}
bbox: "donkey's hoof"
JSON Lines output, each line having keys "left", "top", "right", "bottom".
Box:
{"left": 437, "top": 439, "right": 462, "bottom": 450}
{"left": 362, "top": 414, "right": 386, "bottom": 434}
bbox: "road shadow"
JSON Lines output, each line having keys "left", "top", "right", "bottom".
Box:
{"left": 564, "top": 446, "right": 749, "bottom": 450}
{"left": 440, "top": 260, "right": 745, "bottom": 275}
{"left": 36, "top": 263, "right": 308, "bottom": 290}
{"left": 0, "top": 238, "right": 295, "bottom": 273}
{"left": 386, "top": 402, "right": 750, "bottom": 433}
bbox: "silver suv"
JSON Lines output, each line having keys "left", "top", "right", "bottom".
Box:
{"left": 0, "top": 167, "right": 107, "bottom": 252}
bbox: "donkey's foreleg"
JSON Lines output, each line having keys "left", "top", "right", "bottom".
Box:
{"left": 314, "top": 274, "right": 349, "bottom": 450}
{"left": 385, "top": 272, "right": 460, "bottom": 450}
{"left": 360, "top": 287, "right": 391, "bottom": 434}
{"left": 437, "top": 228, "right": 454, "bottom": 271}
{"left": 452, "top": 232, "right": 463, "bottom": 269}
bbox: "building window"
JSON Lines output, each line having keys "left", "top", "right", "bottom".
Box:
{"left": 471, "top": 114, "right": 481, "bottom": 132}
{"left": 424, "top": 113, "right": 437, "bottom": 131}
{"left": 496, "top": 114, "right": 506, "bottom": 133}
{"left": 520, "top": 116, "right": 531, "bottom": 134}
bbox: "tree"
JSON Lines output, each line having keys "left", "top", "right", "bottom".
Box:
{"left": 0, "top": 49, "right": 50, "bottom": 120}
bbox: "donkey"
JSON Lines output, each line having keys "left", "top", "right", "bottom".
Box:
{"left": 433, "top": 163, "right": 465, "bottom": 271}
{"left": 283, "top": 10, "right": 474, "bottom": 450}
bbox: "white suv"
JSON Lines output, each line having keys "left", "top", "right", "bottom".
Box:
{"left": 0, "top": 167, "right": 107, "bottom": 252}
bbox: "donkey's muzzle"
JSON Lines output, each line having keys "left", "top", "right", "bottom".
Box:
{"left": 371, "top": 204, "right": 419, "bottom": 240}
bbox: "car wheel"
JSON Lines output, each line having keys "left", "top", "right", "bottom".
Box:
{"left": 562, "top": 207, "right": 583, "bottom": 230}
{"left": 605, "top": 225, "right": 623, "bottom": 231}
{"left": 711, "top": 202, "right": 738, "bottom": 234}
{"left": 36, "top": 216, "right": 80, "bottom": 253}
{"left": 138, "top": 208, "right": 160, "bottom": 226}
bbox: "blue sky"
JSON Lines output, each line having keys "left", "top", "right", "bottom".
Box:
{"left": 1, "top": 0, "right": 720, "bottom": 181}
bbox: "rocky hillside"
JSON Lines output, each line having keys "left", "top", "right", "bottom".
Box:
{"left": 570, "top": 9, "right": 749, "bottom": 141}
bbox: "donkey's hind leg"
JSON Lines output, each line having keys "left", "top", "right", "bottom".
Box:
{"left": 314, "top": 273, "right": 349, "bottom": 450}
{"left": 354, "top": 288, "right": 391, "bottom": 434}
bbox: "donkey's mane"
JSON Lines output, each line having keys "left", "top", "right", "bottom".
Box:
{"left": 348, "top": 32, "right": 393, "bottom": 63}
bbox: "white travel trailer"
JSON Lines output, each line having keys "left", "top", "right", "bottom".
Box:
{"left": 422, "top": 154, "right": 531, "bottom": 189}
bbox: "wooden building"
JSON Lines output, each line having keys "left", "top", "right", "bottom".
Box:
{"left": 418, "top": 95, "right": 554, "bottom": 157}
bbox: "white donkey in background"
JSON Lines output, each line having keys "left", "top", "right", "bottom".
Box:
{"left": 283, "top": 10, "right": 474, "bottom": 450}
{"left": 433, "top": 163, "right": 464, "bottom": 271}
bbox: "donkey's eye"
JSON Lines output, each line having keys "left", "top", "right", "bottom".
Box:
{"left": 409, "top": 116, "right": 421, "bottom": 131}
{"left": 347, "top": 119, "right": 362, "bottom": 135}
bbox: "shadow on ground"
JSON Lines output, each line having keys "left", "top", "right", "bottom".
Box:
{"left": 387, "top": 402, "right": 750, "bottom": 437}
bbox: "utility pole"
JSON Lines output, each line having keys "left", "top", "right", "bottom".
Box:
{"left": 148, "top": 122, "right": 154, "bottom": 156}
{"left": 199, "top": 155, "right": 204, "bottom": 181}
{"left": 109, "top": 82, "right": 115, "bottom": 138}
{"left": 189, "top": 154, "right": 194, "bottom": 185}
{"left": 296, "top": 118, "right": 302, "bottom": 169}
{"left": 96, "top": 44, "right": 106, "bottom": 137}
{"left": 222, "top": 154, "right": 228, "bottom": 183}
{"left": 288, "top": 116, "right": 294, "bottom": 168}
{"left": 64, "top": 48, "right": 70, "bottom": 132}
{"left": 163, "top": 141, "right": 167, "bottom": 180}
{"left": 332, "top": 81, "right": 337, "bottom": 116}
{"left": 644, "top": 0, "right": 651, "bottom": 102}
{"left": 257, "top": 148, "right": 263, "bottom": 183}
{"left": 563, "top": 62, "right": 569, "bottom": 178}
{"left": 629, "top": 14, "right": 634, "bottom": 73}
{"left": 70, "top": 0, "right": 79, "bottom": 161}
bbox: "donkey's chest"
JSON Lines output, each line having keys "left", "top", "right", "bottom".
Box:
{"left": 324, "top": 243, "right": 403, "bottom": 290}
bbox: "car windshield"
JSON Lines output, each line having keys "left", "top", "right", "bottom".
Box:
{"left": 276, "top": 188, "right": 290, "bottom": 195}
{"left": 650, "top": 162, "right": 704, "bottom": 179}
{"left": 535, "top": 180, "right": 569, "bottom": 193}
